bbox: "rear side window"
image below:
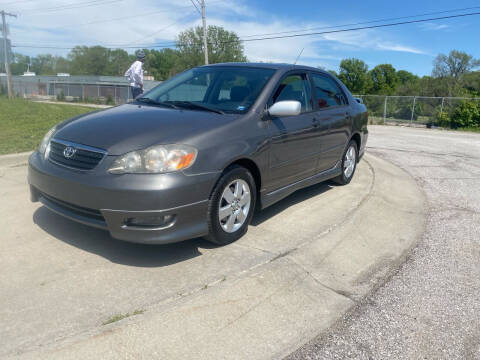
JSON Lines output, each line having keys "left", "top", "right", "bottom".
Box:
{"left": 273, "top": 74, "right": 312, "bottom": 113}
{"left": 311, "top": 73, "right": 347, "bottom": 109}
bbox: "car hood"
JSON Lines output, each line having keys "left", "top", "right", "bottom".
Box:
{"left": 54, "top": 104, "right": 239, "bottom": 155}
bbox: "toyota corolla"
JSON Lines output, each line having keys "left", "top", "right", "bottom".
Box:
{"left": 28, "top": 63, "right": 368, "bottom": 245}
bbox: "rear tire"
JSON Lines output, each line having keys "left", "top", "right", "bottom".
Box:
{"left": 204, "top": 165, "right": 256, "bottom": 245}
{"left": 333, "top": 140, "right": 358, "bottom": 185}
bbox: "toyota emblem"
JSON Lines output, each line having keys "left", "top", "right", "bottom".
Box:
{"left": 63, "top": 146, "right": 76, "bottom": 159}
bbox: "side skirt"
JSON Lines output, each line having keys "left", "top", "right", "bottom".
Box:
{"left": 260, "top": 162, "right": 342, "bottom": 209}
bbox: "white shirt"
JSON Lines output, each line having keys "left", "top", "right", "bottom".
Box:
{"left": 124, "top": 60, "right": 143, "bottom": 88}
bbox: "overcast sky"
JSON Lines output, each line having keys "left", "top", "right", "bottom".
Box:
{"left": 3, "top": 0, "right": 480, "bottom": 76}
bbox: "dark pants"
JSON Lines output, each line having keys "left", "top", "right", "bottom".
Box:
{"left": 130, "top": 86, "right": 143, "bottom": 99}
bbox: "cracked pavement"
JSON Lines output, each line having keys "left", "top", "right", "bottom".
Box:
{"left": 286, "top": 125, "right": 480, "bottom": 360}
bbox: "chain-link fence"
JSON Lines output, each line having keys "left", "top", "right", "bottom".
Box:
{"left": 0, "top": 76, "right": 161, "bottom": 105}
{"left": 356, "top": 95, "right": 480, "bottom": 127}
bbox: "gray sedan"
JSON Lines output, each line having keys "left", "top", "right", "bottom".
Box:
{"left": 28, "top": 63, "right": 368, "bottom": 245}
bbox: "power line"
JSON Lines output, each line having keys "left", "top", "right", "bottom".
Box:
{"left": 240, "top": 5, "right": 480, "bottom": 38}
{"left": 21, "top": 0, "right": 125, "bottom": 15}
{"left": 25, "top": 0, "right": 223, "bottom": 29}
{"left": 108, "top": 12, "right": 198, "bottom": 47}
{"left": 0, "top": 0, "right": 37, "bottom": 6}
{"left": 11, "top": 10, "right": 480, "bottom": 50}
{"left": 236, "top": 11, "right": 480, "bottom": 43}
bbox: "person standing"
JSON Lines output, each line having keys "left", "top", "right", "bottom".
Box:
{"left": 125, "top": 50, "right": 146, "bottom": 99}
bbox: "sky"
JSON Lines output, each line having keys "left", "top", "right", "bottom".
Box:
{"left": 3, "top": 0, "right": 480, "bottom": 76}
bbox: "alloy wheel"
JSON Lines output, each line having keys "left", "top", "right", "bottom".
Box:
{"left": 218, "top": 179, "right": 251, "bottom": 233}
{"left": 343, "top": 145, "right": 356, "bottom": 179}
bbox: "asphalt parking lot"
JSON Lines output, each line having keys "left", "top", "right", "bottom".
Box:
{"left": 1, "top": 125, "right": 428, "bottom": 359}
{"left": 288, "top": 125, "right": 480, "bottom": 360}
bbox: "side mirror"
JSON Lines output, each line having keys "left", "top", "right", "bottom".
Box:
{"left": 268, "top": 100, "right": 301, "bottom": 117}
{"left": 355, "top": 98, "right": 363, "bottom": 104}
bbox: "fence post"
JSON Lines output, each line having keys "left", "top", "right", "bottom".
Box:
{"left": 410, "top": 96, "right": 416, "bottom": 125}
{"left": 383, "top": 96, "right": 387, "bottom": 124}
{"left": 440, "top": 97, "right": 445, "bottom": 114}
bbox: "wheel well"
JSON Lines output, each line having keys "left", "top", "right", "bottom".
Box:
{"left": 228, "top": 158, "right": 261, "bottom": 193}
{"left": 351, "top": 133, "right": 361, "bottom": 151}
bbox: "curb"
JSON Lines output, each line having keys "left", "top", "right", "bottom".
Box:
{"left": 0, "top": 151, "right": 32, "bottom": 168}
{"left": 15, "top": 153, "right": 426, "bottom": 360}
{"left": 30, "top": 100, "right": 114, "bottom": 109}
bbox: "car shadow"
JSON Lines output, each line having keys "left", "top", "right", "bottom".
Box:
{"left": 251, "top": 180, "right": 334, "bottom": 226}
{"left": 33, "top": 180, "right": 336, "bottom": 267}
{"left": 33, "top": 206, "right": 215, "bottom": 268}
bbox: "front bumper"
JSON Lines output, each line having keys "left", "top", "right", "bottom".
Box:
{"left": 28, "top": 151, "right": 219, "bottom": 244}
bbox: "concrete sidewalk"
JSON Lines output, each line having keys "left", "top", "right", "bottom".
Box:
{"left": 0, "top": 153, "right": 425, "bottom": 359}
{"left": 30, "top": 100, "right": 113, "bottom": 109}
{"left": 0, "top": 151, "right": 32, "bottom": 168}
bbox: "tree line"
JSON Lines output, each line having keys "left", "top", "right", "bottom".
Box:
{"left": 332, "top": 50, "right": 480, "bottom": 98}
{"left": 330, "top": 51, "right": 480, "bottom": 129}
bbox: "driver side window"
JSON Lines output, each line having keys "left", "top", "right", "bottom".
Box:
{"left": 272, "top": 74, "right": 312, "bottom": 113}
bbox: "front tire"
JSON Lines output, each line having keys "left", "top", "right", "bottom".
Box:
{"left": 204, "top": 165, "right": 256, "bottom": 245}
{"left": 333, "top": 140, "right": 358, "bottom": 185}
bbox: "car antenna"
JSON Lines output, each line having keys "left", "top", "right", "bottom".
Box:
{"left": 294, "top": 47, "right": 305, "bottom": 65}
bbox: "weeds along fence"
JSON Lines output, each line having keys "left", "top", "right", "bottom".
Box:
{"left": 0, "top": 76, "right": 161, "bottom": 105}
{"left": 356, "top": 95, "right": 480, "bottom": 127}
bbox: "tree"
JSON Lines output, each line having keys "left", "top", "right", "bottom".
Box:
{"left": 30, "top": 54, "right": 62, "bottom": 75}
{"left": 338, "top": 58, "right": 371, "bottom": 94}
{"left": 109, "top": 49, "right": 134, "bottom": 77}
{"left": 369, "top": 64, "right": 398, "bottom": 95}
{"left": 461, "top": 71, "right": 480, "bottom": 97}
{"left": 143, "top": 48, "right": 181, "bottom": 80}
{"left": 10, "top": 53, "right": 29, "bottom": 75}
{"left": 432, "top": 50, "right": 480, "bottom": 79}
{"left": 67, "top": 46, "right": 133, "bottom": 76}
{"left": 68, "top": 46, "right": 109, "bottom": 75}
{"left": 176, "top": 25, "right": 246, "bottom": 70}
{"left": 397, "top": 70, "right": 418, "bottom": 85}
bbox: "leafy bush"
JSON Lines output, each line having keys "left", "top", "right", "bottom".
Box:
{"left": 451, "top": 101, "right": 480, "bottom": 128}
{"left": 56, "top": 91, "right": 65, "bottom": 101}
{"left": 106, "top": 95, "right": 115, "bottom": 105}
{"left": 436, "top": 111, "right": 451, "bottom": 128}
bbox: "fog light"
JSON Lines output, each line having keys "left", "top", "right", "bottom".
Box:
{"left": 124, "top": 214, "right": 176, "bottom": 228}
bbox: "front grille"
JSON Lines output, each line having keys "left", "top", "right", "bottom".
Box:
{"left": 48, "top": 140, "right": 105, "bottom": 170}
{"left": 40, "top": 191, "right": 105, "bottom": 222}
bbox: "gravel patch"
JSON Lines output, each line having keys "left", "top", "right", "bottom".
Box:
{"left": 286, "top": 126, "right": 480, "bottom": 360}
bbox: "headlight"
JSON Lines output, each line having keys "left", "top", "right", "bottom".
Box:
{"left": 109, "top": 144, "right": 197, "bottom": 174}
{"left": 39, "top": 126, "right": 57, "bottom": 159}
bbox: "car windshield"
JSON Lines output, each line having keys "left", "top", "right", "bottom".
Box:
{"left": 140, "top": 66, "right": 276, "bottom": 114}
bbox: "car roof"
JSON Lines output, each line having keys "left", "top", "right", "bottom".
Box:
{"left": 201, "top": 62, "right": 326, "bottom": 73}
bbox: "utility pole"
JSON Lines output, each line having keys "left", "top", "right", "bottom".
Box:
{"left": 190, "top": 0, "right": 208, "bottom": 65}
{"left": 1, "top": 10, "right": 16, "bottom": 99}
{"left": 201, "top": 0, "right": 208, "bottom": 65}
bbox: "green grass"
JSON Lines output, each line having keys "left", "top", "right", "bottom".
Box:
{"left": 0, "top": 98, "right": 95, "bottom": 155}
{"left": 456, "top": 126, "right": 480, "bottom": 133}
{"left": 102, "top": 309, "right": 145, "bottom": 326}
